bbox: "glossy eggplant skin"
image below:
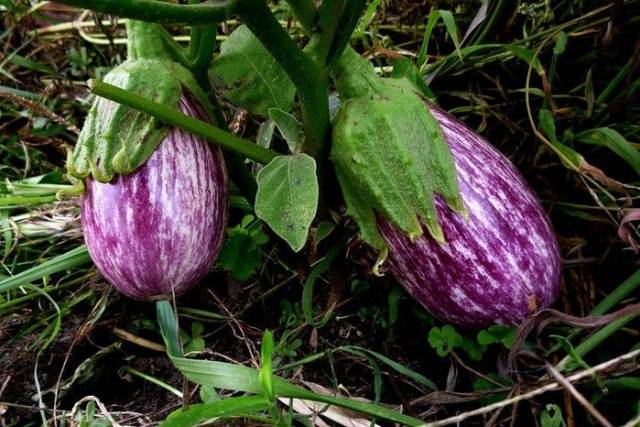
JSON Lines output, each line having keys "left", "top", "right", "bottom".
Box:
{"left": 81, "top": 95, "right": 228, "bottom": 300}
{"left": 379, "top": 107, "right": 561, "bottom": 328}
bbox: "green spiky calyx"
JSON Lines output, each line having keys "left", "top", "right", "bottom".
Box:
{"left": 330, "top": 48, "right": 465, "bottom": 251}
{"left": 68, "top": 20, "right": 213, "bottom": 183}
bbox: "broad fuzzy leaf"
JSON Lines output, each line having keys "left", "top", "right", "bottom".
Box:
{"left": 210, "top": 25, "right": 296, "bottom": 117}
{"left": 255, "top": 154, "right": 318, "bottom": 252}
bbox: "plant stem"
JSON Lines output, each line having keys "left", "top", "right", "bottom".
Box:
{"left": 323, "top": 0, "right": 367, "bottom": 67}
{"left": 189, "top": 24, "right": 218, "bottom": 84}
{"left": 286, "top": 0, "right": 318, "bottom": 34}
{"left": 233, "top": 0, "right": 329, "bottom": 159}
{"left": 307, "top": 0, "right": 345, "bottom": 62}
{"left": 90, "top": 80, "right": 278, "bottom": 164}
{"left": 307, "top": 0, "right": 365, "bottom": 67}
{"left": 55, "top": 0, "right": 236, "bottom": 24}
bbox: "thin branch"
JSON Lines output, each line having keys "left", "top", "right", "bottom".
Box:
{"left": 424, "top": 349, "right": 640, "bottom": 427}
{"left": 545, "top": 363, "right": 613, "bottom": 427}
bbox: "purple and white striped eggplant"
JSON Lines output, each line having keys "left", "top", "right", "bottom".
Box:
{"left": 379, "top": 107, "right": 561, "bottom": 328}
{"left": 80, "top": 95, "right": 228, "bottom": 300}
{"left": 332, "top": 49, "right": 561, "bottom": 327}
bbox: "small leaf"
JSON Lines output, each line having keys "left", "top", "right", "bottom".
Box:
{"left": 391, "top": 57, "right": 435, "bottom": 99}
{"left": 461, "top": 336, "right": 486, "bottom": 361}
{"left": 418, "top": 10, "right": 463, "bottom": 67}
{"left": 428, "top": 325, "right": 463, "bottom": 357}
{"left": 314, "top": 221, "right": 336, "bottom": 245}
{"left": 268, "top": 108, "right": 304, "bottom": 154}
{"left": 259, "top": 330, "right": 275, "bottom": 402}
{"left": 507, "top": 46, "right": 544, "bottom": 75}
{"left": 477, "top": 325, "right": 516, "bottom": 349}
{"left": 184, "top": 337, "right": 205, "bottom": 354}
{"left": 553, "top": 32, "right": 568, "bottom": 55}
{"left": 199, "top": 384, "right": 219, "bottom": 403}
{"left": 255, "top": 154, "right": 319, "bottom": 252}
{"left": 541, "top": 404, "right": 566, "bottom": 427}
{"left": 191, "top": 322, "right": 204, "bottom": 339}
{"left": 539, "top": 109, "right": 558, "bottom": 143}
{"left": 387, "top": 287, "right": 403, "bottom": 326}
{"left": 539, "top": 109, "right": 583, "bottom": 169}
{"left": 256, "top": 120, "right": 276, "bottom": 148}
{"left": 217, "top": 215, "right": 268, "bottom": 280}
{"left": 210, "top": 25, "right": 296, "bottom": 117}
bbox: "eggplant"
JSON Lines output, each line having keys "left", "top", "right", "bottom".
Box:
{"left": 80, "top": 95, "right": 228, "bottom": 300}
{"left": 378, "top": 107, "right": 561, "bottom": 327}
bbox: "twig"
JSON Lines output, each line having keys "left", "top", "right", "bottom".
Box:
{"left": 621, "top": 413, "right": 640, "bottom": 427}
{"left": 423, "top": 349, "right": 640, "bottom": 426}
{"left": 545, "top": 363, "right": 613, "bottom": 427}
{"left": 111, "top": 327, "right": 166, "bottom": 352}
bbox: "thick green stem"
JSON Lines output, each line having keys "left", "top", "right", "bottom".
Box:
{"left": 126, "top": 19, "right": 173, "bottom": 60}
{"left": 189, "top": 24, "right": 218, "bottom": 83}
{"left": 55, "top": 0, "right": 236, "bottom": 24}
{"left": 306, "top": 0, "right": 366, "bottom": 67}
{"left": 233, "top": 0, "right": 330, "bottom": 159}
{"left": 286, "top": 0, "right": 318, "bottom": 34}
{"left": 90, "top": 80, "right": 278, "bottom": 164}
{"left": 306, "top": 0, "right": 345, "bottom": 63}
{"left": 323, "top": 0, "right": 367, "bottom": 67}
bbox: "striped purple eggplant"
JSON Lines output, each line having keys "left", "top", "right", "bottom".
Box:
{"left": 80, "top": 95, "right": 228, "bottom": 300}
{"left": 379, "top": 107, "right": 561, "bottom": 328}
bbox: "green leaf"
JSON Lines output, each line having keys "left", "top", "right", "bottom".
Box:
{"left": 210, "top": 25, "right": 296, "bottom": 117}
{"left": 0, "top": 245, "right": 91, "bottom": 293}
{"left": 184, "top": 338, "right": 205, "bottom": 354}
{"left": 9, "top": 53, "right": 55, "bottom": 74}
{"left": 387, "top": 287, "right": 403, "bottom": 326}
{"left": 507, "top": 46, "right": 544, "bottom": 75}
{"left": 428, "top": 325, "right": 463, "bottom": 357}
{"left": 340, "top": 346, "right": 437, "bottom": 391}
{"left": 268, "top": 108, "right": 304, "bottom": 154}
{"left": 302, "top": 244, "right": 341, "bottom": 327}
{"left": 256, "top": 120, "right": 276, "bottom": 148}
{"left": 259, "top": 330, "right": 275, "bottom": 402}
{"left": 217, "top": 215, "right": 268, "bottom": 281}
{"left": 541, "top": 404, "right": 566, "bottom": 427}
{"left": 418, "top": 10, "right": 463, "bottom": 67}
{"left": 461, "top": 336, "right": 486, "bottom": 361}
{"left": 255, "top": 155, "right": 319, "bottom": 252}
{"left": 314, "top": 221, "right": 336, "bottom": 245}
{"left": 391, "top": 57, "right": 435, "bottom": 99}
{"left": 156, "top": 301, "right": 182, "bottom": 358}
{"left": 477, "top": 325, "right": 517, "bottom": 349}
{"left": 165, "top": 355, "right": 424, "bottom": 426}
{"left": 162, "top": 395, "right": 270, "bottom": 427}
{"left": 576, "top": 127, "right": 640, "bottom": 176}
{"left": 538, "top": 109, "right": 583, "bottom": 169}
{"left": 553, "top": 32, "right": 568, "bottom": 55}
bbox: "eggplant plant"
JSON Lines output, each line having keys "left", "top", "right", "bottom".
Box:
{"left": 62, "top": 0, "right": 561, "bottom": 322}
{"left": 57, "top": 7, "right": 566, "bottom": 423}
